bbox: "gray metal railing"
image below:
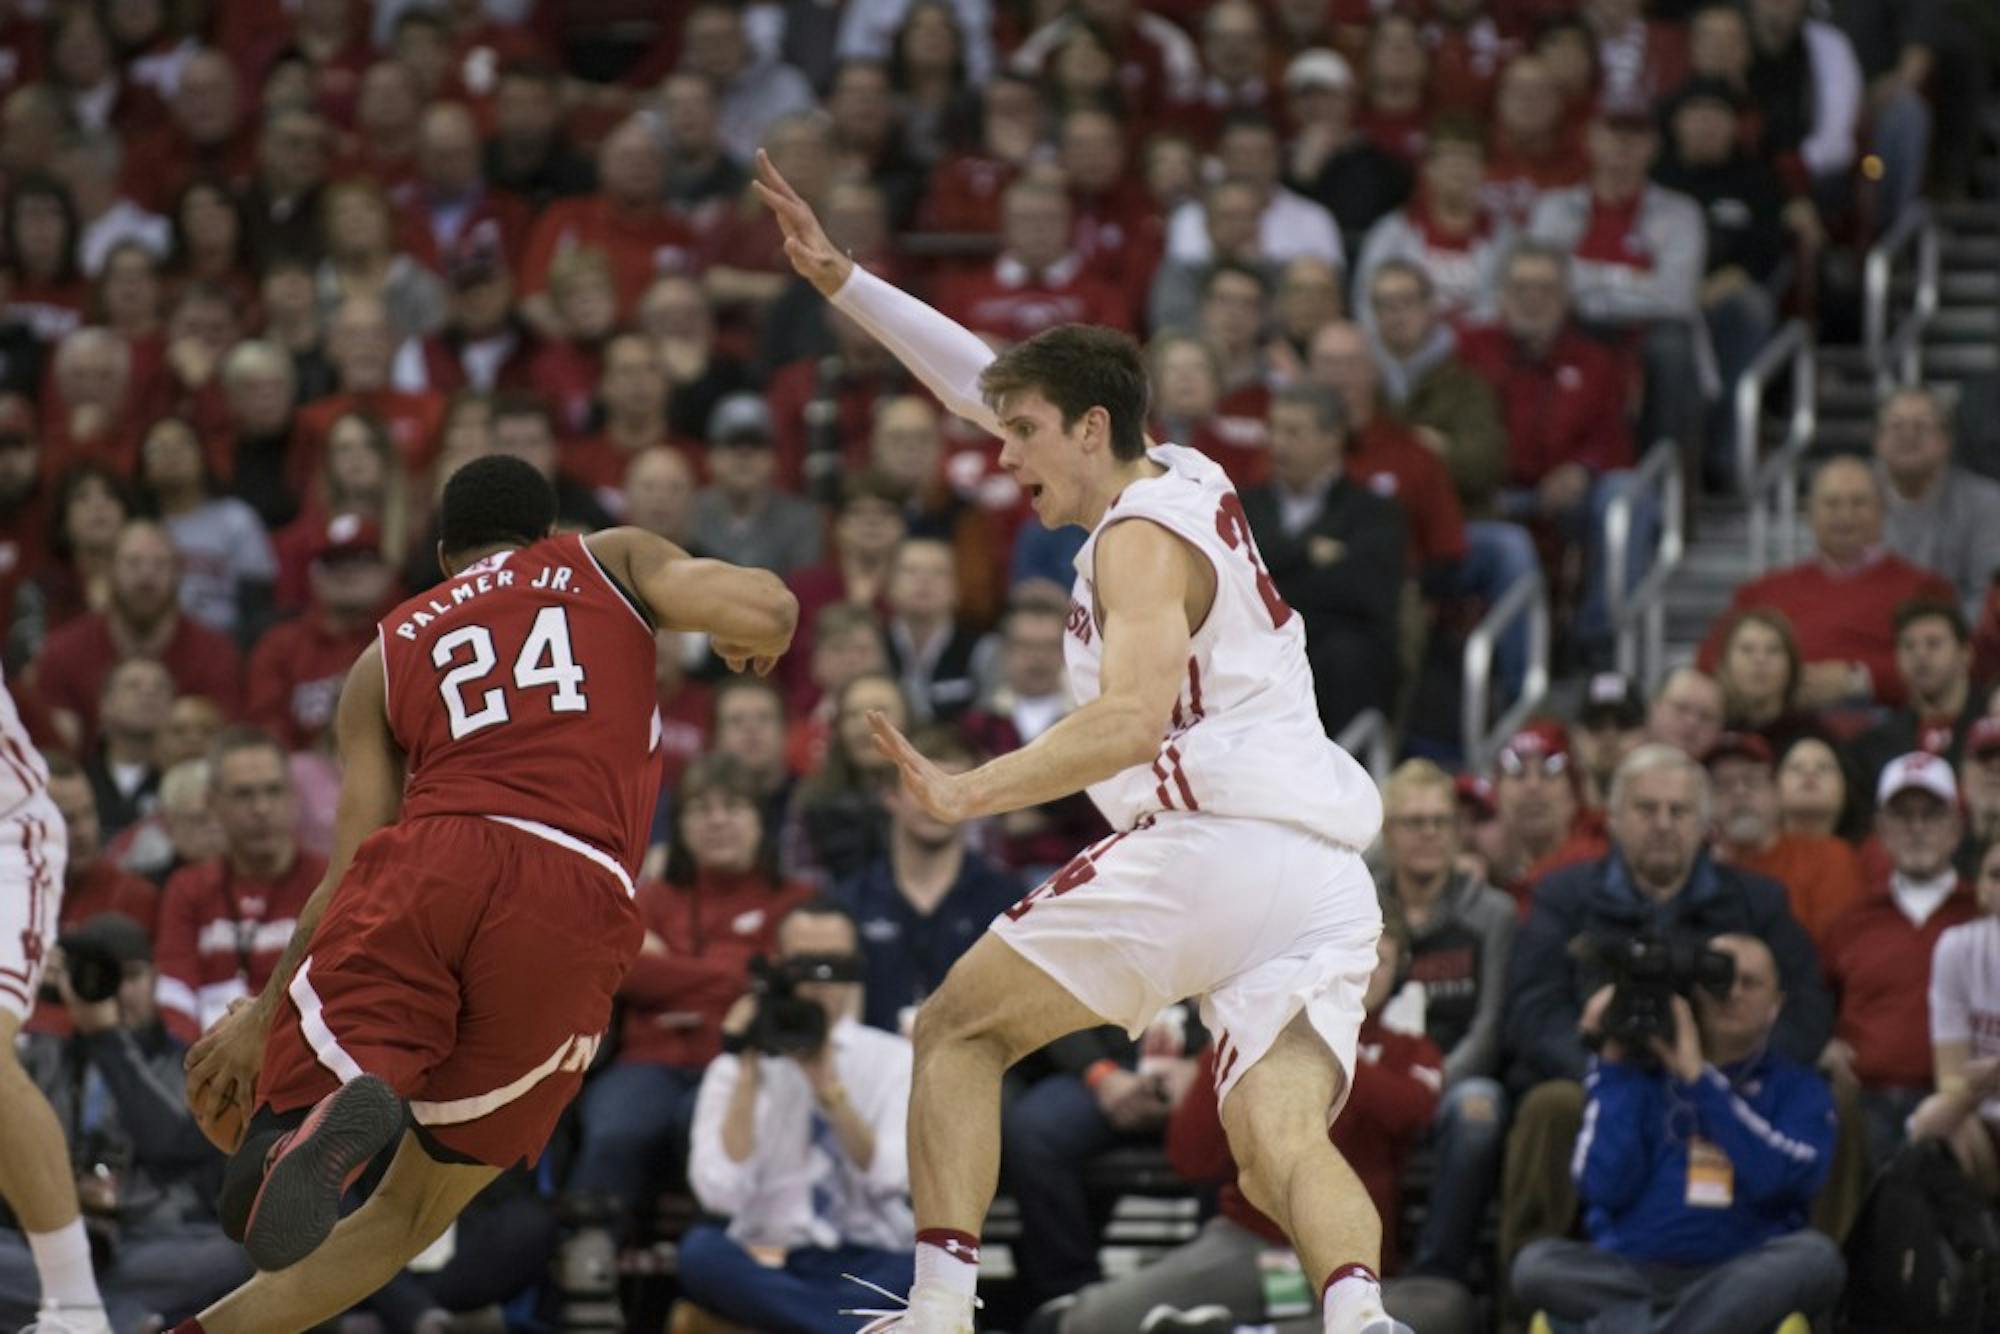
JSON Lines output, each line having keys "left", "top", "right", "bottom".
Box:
{"left": 1462, "top": 567, "right": 1550, "bottom": 771}
{"left": 1865, "top": 200, "right": 1939, "bottom": 389}
{"left": 1734, "top": 320, "right": 1817, "bottom": 574}
{"left": 1605, "top": 440, "right": 1685, "bottom": 688}
{"left": 1335, "top": 708, "right": 1393, "bottom": 783}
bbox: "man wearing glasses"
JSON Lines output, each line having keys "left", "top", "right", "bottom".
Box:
{"left": 1374, "top": 759, "right": 1516, "bottom": 1287}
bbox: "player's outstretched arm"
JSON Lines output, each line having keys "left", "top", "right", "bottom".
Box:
{"left": 586, "top": 527, "right": 799, "bottom": 675}
{"left": 185, "top": 640, "right": 406, "bottom": 1142}
{"left": 870, "top": 520, "right": 1198, "bottom": 821}
{"left": 753, "top": 149, "right": 1005, "bottom": 438}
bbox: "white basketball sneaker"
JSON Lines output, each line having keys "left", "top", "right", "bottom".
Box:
{"left": 842, "top": 1274, "right": 979, "bottom": 1334}
{"left": 18, "top": 1302, "right": 112, "bottom": 1334}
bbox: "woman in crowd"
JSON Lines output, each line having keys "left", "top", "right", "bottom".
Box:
{"left": 789, "top": 671, "right": 912, "bottom": 888}
{"left": 1777, "top": 734, "right": 1857, "bottom": 842}
{"left": 134, "top": 415, "right": 276, "bottom": 642}
{"left": 0, "top": 173, "right": 89, "bottom": 342}
{"left": 11, "top": 463, "right": 135, "bottom": 663}
{"left": 1714, "top": 608, "right": 1816, "bottom": 754}
{"left": 272, "top": 409, "right": 410, "bottom": 613}
{"left": 169, "top": 178, "right": 258, "bottom": 313}
{"left": 316, "top": 178, "right": 448, "bottom": 340}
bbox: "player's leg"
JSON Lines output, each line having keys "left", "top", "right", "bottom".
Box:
{"left": 1219, "top": 1013, "right": 1400, "bottom": 1334}
{"left": 176, "top": 1131, "right": 498, "bottom": 1334}
{"left": 0, "top": 1011, "right": 107, "bottom": 1332}
{"left": 0, "top": 798, "right": 105, "bottom": 1332}
{"left": 899, "top": 933, "right": 1105, "bottom": 1329}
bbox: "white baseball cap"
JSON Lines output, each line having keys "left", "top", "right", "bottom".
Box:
{"left": 1876, "top": 751, "right": 1958, "bottom": 808}
{"left": 1285, "top": 49, "right": 1354, "bottom": 95}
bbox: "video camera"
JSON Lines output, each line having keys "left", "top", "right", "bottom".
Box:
{"left": 1587, "top": 931, "right": 1736, "bottom": 1055}
{"left": 36, "top": 932, "right": 125, "bottom": 1006}
{"left": 744, "top": 953, "right": 865, "bottom": 1058}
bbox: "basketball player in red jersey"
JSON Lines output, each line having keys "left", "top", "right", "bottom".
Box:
{"left": 172, "top": 455, "right": 797, "bottom": 1332}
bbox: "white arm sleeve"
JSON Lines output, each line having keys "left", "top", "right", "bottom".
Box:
{"left": 829, "top": 265, "right": 1004, "bottom": 438}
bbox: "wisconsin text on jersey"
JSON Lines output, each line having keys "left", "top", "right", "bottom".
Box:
{"left": 390, "top": 553, "right": 582, "bottom": 642}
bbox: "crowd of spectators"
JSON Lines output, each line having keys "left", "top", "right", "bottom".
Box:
{"left": 0, "top": 0, "right": 1994, "bottom": 1329}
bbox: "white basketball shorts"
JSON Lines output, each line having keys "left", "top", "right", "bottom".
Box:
{"left": 0, "top": 791, "right": 66, "bottom": 1023}
{"left": 991, "top": 810, "right": 1381, "bottom": 1112}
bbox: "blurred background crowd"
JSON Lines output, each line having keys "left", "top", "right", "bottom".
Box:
{"left": 0, "top": 0, "right": 1997, "bottom": 1329}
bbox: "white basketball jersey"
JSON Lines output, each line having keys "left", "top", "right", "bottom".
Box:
{"left": 1063, "top": 444, "right": 1383, "bottom": 848}
{"left": 0, "top": 665, "right": 46, "bottom": 820}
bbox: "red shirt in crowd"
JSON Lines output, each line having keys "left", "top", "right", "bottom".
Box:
{"left": 766, "top": 358, "right": 911, "bottom": 493}
{"left": 525, "top": 339, "right": 604, "bottom": 439}
{"left": 1069, "top": 179, "right": 1166, "bottom": 330}
{"left": 1482, "top": 132, "right": 1588, "bottom": 229}
{"left": 1426, "top": 15, "right": 1518, "bottom": 116}
{"left": 656, "top": 677, "right": 714, "bottom": 794}
{"left": 34, "top": 613, "right": 243, "bottom": 743}
{"left": 291, "top": 389, "right": 448, "bottom": 495}
{"left": 391, "top": 187, "right": 535, "bottom": 275}
{"left": 154, "top": 849, "right": 326, "bottom": 1044}
{"left": 122, "top": 124, "right": 260, "bottom": 213}
{"left": 1167, "top": 1024, "right": 1442, "bottom": 1271}
{"left": 246, "top": 616, "right": 377, "bottom": 752}
{"left": 1508, "top": 808, "right": 1612, "bottom": 915}
{"left": 1730, "top": 833, "right": 1867, "bottom": 947}
{"left": 1346, "top": 416, "right": 1469, "bottom": 570}
{"left": 614, "top": 871, "right": 814, "bottom": 1070}
{"left": 938, "top": 254, "right": 1130, "bottom": 344}
{"left": 1820, "top": 877, "right": 1979, "bottom": 1089}
{"left": 914, "top": 154, "right": 1020, "bottom": 236}
{"left": 1697, "top": 552, "right": 1956, "bottom": 708}
{"left": 1456, "top": 322, "right": 1635, "bottom": 487}
{"left": 1158, "top": 414, "right": 1272, "bottom": 493}
{"left": 517, "top": 195, "right": 700, "bottom": 322}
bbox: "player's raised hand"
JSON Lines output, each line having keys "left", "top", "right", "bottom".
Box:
{"left": 868, "top": 708, "right": 970, "bottom": 823}
{"left": 752, "top": 148, "right": 853, "bottom": 299}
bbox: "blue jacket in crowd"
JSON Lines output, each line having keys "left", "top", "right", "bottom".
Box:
{"left": 1574, "top": 1044, "right": 1836, "bottom": 1267}
{"left": 836, "top": 851, "right": 1022, "bottom": 1033}
{"left": 1503, "top": 850, "right": 1834, "bottom": 1090}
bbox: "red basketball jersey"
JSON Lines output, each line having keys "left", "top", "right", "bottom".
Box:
{"left": 379, "top": 533, "right": 662, "bottom": 877}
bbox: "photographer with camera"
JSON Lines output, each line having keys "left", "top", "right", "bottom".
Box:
{"left": 682, "top": 897, "right": 914, "bottom": 1332}
{"left": 1498, "top": 744, "right": 1832, "bottom": 1287}
{"left": 1511, "top": 933, "right": 1844, "bottom": 1334}
{"left": 0, "top": 912, "right": 250, "bottom": 1330}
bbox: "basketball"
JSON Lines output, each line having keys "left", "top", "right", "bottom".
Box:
{"left": 193, "top": 1094, "right": 248, "bottom": 1156}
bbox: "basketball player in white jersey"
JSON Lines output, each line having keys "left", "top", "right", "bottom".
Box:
{"left": 0, "top": 673, "right": 110, "bottom": 1334}
{"left": 754, "top": 157, "right": 1407, "bottom": 1334}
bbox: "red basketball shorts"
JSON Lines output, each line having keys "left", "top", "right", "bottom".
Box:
{"left": 256, "top": 814, "right": 643, "bottom": 1167}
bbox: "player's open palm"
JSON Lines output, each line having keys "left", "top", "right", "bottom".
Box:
{"left": 751, "top": 149, "right": 852, "bottom": 298}
{"left": 868, "top": 708, "right": 968, "bottom": 823}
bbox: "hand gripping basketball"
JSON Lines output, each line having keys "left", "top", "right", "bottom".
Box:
{"left": 185, "top": 996, "right": 267, "bottom": 1153}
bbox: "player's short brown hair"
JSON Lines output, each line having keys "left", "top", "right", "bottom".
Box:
{"left": 979, "top": 325, "right": 1150, "bottom": 462}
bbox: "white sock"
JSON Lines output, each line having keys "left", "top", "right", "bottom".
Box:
{"left": 1321, "top": 1265, "right": 1386, "bottom": 1333}
{"left": 912, "top": 1233, "right": 980, "bottom": 1299}
{"left": 26, "top": 1220, "right": 101, "bottom": 1310}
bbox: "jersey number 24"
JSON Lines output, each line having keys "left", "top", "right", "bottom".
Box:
{"left": 432, "top": 606, "right": 588, "bottom": 740}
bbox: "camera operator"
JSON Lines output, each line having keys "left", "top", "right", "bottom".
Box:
{"left": 0, "top": 913, "right": 250, "bottom": 1330}
{"left": 1497, "top": 744, "right": 1831, "bottom": 1282}
{"left": 683, "top": 897, "right": 914, "bottom": 1332}
{"left": 1512, "top": 933, "right": 1845, "bottom": 1334}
